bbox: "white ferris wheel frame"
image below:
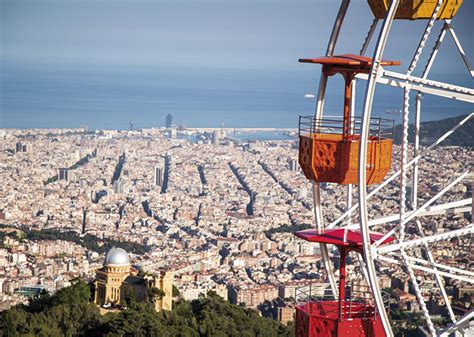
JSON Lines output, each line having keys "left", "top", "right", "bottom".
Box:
{"left": 310, "top": 1, "right": 474, "bottom": 336}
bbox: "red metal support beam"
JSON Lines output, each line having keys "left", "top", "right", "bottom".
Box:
{"left": 338, "top": 247, "right": 347, "bottom": 321}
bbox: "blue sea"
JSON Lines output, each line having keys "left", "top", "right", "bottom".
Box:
{"left": 1, "top": 62, "right": 472, "bottom": 130}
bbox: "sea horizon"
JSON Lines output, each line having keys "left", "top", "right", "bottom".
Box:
{"left": 1, "top": 61, "right": 472, "bottom": 130}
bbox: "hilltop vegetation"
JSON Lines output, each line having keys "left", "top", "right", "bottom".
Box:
{"left": 394, "top": 114, "right": 473, "bottom": 147}
{"left": 0, "top": 280, "right": 293, "bottom": 337}
{"left": 0, "top": 224, "right": 149, "bottom": 255}
{"left": 264, "top": 223, "right": 311, "bottom": 239}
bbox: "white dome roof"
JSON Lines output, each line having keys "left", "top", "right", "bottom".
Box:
{"left": 104, "top": 247, "right": 130, "bottom": 266}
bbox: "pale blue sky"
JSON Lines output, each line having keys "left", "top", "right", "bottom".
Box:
{"left": 2, "top": 0, "right": 472, "bottom": 73}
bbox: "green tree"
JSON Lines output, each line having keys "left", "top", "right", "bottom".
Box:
{"left": 147, "top": 287, "right": 165, "bottom": 302}
{"left": 0, "top": 280, "right": 101, "bottom": 337}
{"left": 172, "top": 284, "right": 181, "bottom": 297}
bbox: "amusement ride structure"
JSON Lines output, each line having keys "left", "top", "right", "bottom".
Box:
{"left": 293, "top": 1, "right": 473, "bottom": 336}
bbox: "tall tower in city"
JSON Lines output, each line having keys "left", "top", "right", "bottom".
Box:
{"left": 288, "top": 158, "right": 298, "bottom": 172}
{"left": 165, "top": 114, "right": 173, "bottom": 128}
{"left": 81, "top": 207, "right": 87, "bottom": 235}
{"left": 15, "top": 142, "right": 29, "bottom": 153}
{"left": 58, "top": 168, "right": 69, "bottom": 181}
{"left": 154, "top": 166, "right": 163, "bottom": 187}
{"left": 213, "top": 130, "right": 220, "bottom": 145}
{"left": 113, "top": 179, "right": 124, "bottom": 194}
{"left": 220, "top": 121, "right": 226, "bottom": 139}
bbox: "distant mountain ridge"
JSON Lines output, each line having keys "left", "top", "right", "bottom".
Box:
{"left": 393, "top": 114, "right": 473, "bottom": 147}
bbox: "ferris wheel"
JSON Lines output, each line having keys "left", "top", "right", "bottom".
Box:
{"left": 294, "top": 1, "right": 473, "bottom": 337}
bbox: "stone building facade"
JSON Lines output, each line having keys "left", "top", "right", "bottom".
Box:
{"left": 94, "top": 247, "right": 173, "bottom": 311}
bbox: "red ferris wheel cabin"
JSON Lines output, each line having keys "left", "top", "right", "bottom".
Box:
{"left": 298, "top": 54, "right": 399, "bottom": 185}
{"left": 293, "top": 228, "right": 394, "bottom": 337}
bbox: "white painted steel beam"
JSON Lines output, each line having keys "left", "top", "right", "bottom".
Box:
{"left": 422, "top": 22, "right": 449, "bottom": 79}
{"left": 419, "top": 206, "right": 471, "bottom": 216}
{"left": 378, "top": 255, "right": 474, "bottom": 284}
{"left": 413, "top": 93, "right": 421, "bottom": 210}
{"left": 427, "top": 198, "right": 472, "bottom": 211}
{"left": 389, "top": 252, "right": 474, "bottom": 278}
{"left": 355, "top": 72, "right": 474, "bottom": 103}
{"left": 374, "top": 170, "right": 470, "bottom": 246}
{"left": 342, "top": 198, "right": 472, "bottom": 230}
{"left": 438, "top": 311, "right": 474, "bottom": 337}
{"left": 377, "top": 225, "right": 474, "bottom": 254}
{"left": 400, "top": 6, "right": 444, "bottom": 333}
{"left": 357, "top": 0, "right": 400, "bottom": 335}
{"left": 445, "top": 21, "right": 474, "bottom": 79}
{"left": 360, "top": 18, "right": 378, "bottom": 56}
{"left": 310, "top": 0, "right": 351, "bottom": 298}
{"left": 383, "top": 70, "right": 473, "bottom": 94}
{"left": 413, "top": 23, "right": 450, "bottom": 211}
{"left": 413, "top": 220, "right": 460, "bottom": 323}
{"left": 327, "top": 113, "right": 473, "bottom": 230}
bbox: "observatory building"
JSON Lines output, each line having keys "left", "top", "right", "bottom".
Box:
{"left": 94, "top": 247, "right": 173, "bottom": 312}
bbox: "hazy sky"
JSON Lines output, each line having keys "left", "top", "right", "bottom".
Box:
{"left": 2, "top": 0, "right": 472, "bottom": 73}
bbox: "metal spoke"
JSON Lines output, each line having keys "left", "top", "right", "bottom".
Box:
{"left": 438, "top": 311, "right": 474, "bottom": 336}
{"left": 374, "top": 170, "right": 470, "bottom": 246}
{"left": 446, "top": 21, "right": 474, "bottom": 78}
{"left": 386, "top": 250, "right": 474, "bottom": 278}
{"left": 359, "top": 17, "right": 378, "bottom": 56}
{"left": 342, "top": 198, "right": 472, "bottom": 230}
{"left": 358, "top": 1, "right": 400, "bottom": 335}
{"left": 310, "top": 0, "right": 351, "bottom": 298}
{"left": 327, "top": 113, "right": 473, "bottom": 230}
{"left": 301, "top": 2, "right": 472, "bottom": 336}
{"left": 377, "top": 255, "right": 474, "bottom": 284}
{"left": 414, "top": 220, "right": 458, "bottom": 323}
{"left": 377, "top": 225, "right": 474, "bottom": 255}
{"left": 355, "top": 71, "right": 474, "bottom": 102}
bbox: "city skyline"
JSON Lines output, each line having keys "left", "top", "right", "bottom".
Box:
{"left": 0, "top": 126, "right": 472, "bottom": 333}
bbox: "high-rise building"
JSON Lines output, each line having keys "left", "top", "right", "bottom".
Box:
{"left": 213, "top": 130, "right": 220, "bottom": 145}
{"left": 298, "top": 186, "right": 308, "bottom": 199}
{"left": 170, "top": 128, "right": 177, "bottom": 139}
{"left": 154, "top": 166, "right": 163, "bottom": 187}
{"left": 288, "top": 159, "right": 298, "bottom": 171}
{"left": 15, "top": 142, "right": 29, "bottom": 153}
{"left": 220, "top": 121, "right": 226, "bottom": 138}
{"left": 58, "top": 168, "right": 69, "bottom": 181}
{"left": 406, "top": 184, "right": 414, "bottom": 209}
{"left": 165, "top": 114, "right": 173, "bottom": 128}
{"left": 81, "top": 208, "right": 87, "bottom": 235}
{"left": 113, "top": 179, "right": 124, "bottom": 194}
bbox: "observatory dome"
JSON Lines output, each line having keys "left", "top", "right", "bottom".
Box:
{"left": 104, "top": 247, "right": 130, "bottom": 266}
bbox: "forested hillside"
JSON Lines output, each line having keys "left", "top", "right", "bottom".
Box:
{"left": 0, "top": 280, "right": 293, "bottom": 337}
